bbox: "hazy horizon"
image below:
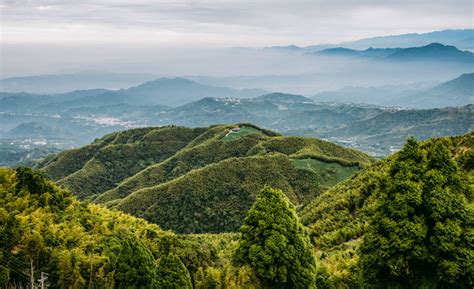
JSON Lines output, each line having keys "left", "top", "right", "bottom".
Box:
{"left": 1, "top": 0, "right": 473, "bottom": 78}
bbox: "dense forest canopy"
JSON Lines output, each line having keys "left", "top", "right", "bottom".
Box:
{"left": 0, "top": 128, "right": 472, "bottom": 288}
{"left": 37, "top": 124, "right": 372, "bottom": 234}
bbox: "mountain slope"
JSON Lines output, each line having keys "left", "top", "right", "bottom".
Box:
{"left": 0, "top": 167, "right": 246, "bottom": 288}
{"left": 49, "top": 78, "right": 268, "bottom": 108}
{"left": 40, "top": 126, "right": 207, "bottom": 199}
{"left": 344, "top": 29, "right": 474, "bottom": 50}
{"left": 314, "top": 43, "right": 474, "bottom": 63}
{"left": 320, "top": 105, "right": 473, "bottom": 151}
{"left": 386, "top": 43, "right": 474, "bottom": 62}
{"left": 316, "top": 47, "right": 401, "bottom": 58}
{"left": 154, "top": 94, "right": 383, "bottom": 133}
{"left": 4, "top": 122, "right": 67, "bottom": 139}
{"left": 0, "top": 77, "right": 268, "bottom": 112}
{"left": 0, "top": 72, "right": 156, "bottom": 93}
{"left": 434, "top": 73, "right": 474, "bottom": 96}
{"left": 299, "top": 132, "right": 474, "bottom": 287}
{"left": 267, "top": 29, "right": 474, "bottom": 52}
{"left": 312, "top": 73, "right": 474, "bottom": 109}
{"left": 39, "top": 124, "right": 373, "bottom": 233}
{"left": 121, "top": 77, "right": 268, "bottom": 106}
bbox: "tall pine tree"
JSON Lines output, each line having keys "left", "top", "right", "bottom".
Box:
{"left": 360, "top": 138, "right": 473, "bottom": 288}
{"left": 233, "top": 186, "right": 316, "bottom": 288}
{"left": 155, "top": 253, "right": 193, "bottom": 289}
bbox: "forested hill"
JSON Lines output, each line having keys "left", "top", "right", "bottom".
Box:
{"left": 38, "top": 124, "right": 373, "bottom": 233}
{"left": 0, "top": 166, "right": 257, "bottom": 288}
{"left": 1, "top": 132, "right": 472, "bottom": 288}
{"left": 299, "top": 132, "right": 473, "bottom": 287}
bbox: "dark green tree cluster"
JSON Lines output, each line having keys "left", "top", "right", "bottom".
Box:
{"left": 233, "top": 186, "right": 317, "bottom": 288}
{"left": 106, "top": 235, "right": 160, "bottom": 288}
{"left": 360, "top": 138, "right": 473, "bottom": 288}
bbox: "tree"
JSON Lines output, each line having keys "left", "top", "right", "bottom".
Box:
{"left": 0, "top": 265, "right": 9, "bottom": 287}
{"left": 15, "top": 166, "right": 54, "bottom": 195}
{"left": 155, "top": 253, "right": 193, "bottom": 289}
{"left": 106, "top": 235, "right": 159, "bottom": 288}
{"left": 359, "top": 138, "right": 473, "bottom": 288}
{"left": 233, "top": 186, "right": 316, "bottom": 288}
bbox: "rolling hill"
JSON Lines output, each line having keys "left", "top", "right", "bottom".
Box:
{"left": 2, "top": 132, "right": 471, "bottom": 288}
{"left": 1, "top": 87, "right": 471, "bottom": 168}
{"left": 39, "top": 124, "right": 373, "bottom": 233}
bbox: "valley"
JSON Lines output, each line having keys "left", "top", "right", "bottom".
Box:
{"left": 1, "top": 72, "right": 472, "bottom": 166}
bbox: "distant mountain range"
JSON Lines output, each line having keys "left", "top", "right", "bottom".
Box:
{"left": 340, "top": 29, "right": 474, "bottom": 50}
{"left": 0, "top": 77, "right": 269, "bottom": 111}
{"left": 0, "top": 71, "right": 157, "bottom": 94}
{"left": 315, "top": 43, "right": 474, "bottom": 62}
{"left": 150, "top": 93, "right": 473, "bottom": 155}
{"left": 313, "top": 73, "right": 474, "bottom": 108}
{"left": 0, "top": 74, "right": 472, "bottom": 165}
{"left": 265, "top": 29, "right": 474, "bottom": 53}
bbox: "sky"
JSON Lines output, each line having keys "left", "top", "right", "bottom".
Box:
{"left": 0, "top": 0, "right": 472, "bottom": 78}
{"left": 1, "top": 0, "right": 473, "bottom": 47}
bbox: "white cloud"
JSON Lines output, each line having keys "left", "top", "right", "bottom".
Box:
{"left": 1, "top": 0, "right": 472, "bottom": 46}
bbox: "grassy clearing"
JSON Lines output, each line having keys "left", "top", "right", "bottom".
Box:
{"left": 291, "top": 158, "right": 359, "bottom": 188}
{"left": 222, "top": 126, "right": 262, "bottom": 141}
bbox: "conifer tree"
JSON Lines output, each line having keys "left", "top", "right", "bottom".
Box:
{"left": 155, "top": 253, "right": 193, "bottom": 289}
{"left": 360, "top": 138, "right": 473, "bottom": 288}
{"left": 0, "top": 265, "right": 9, "bottom": 287}
{"left": 233, "top": 186, "right": 316, "bottom": 288}
{"left": 107, "top": 235, "right": 159, "bottom": 288}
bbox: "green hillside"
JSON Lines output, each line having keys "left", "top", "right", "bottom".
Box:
{"left": 39, "top": 124, "right": 372, "bottom": 233}
{"left": 1, "top": 132, "right": 472, "bottom": 288}
{"left": 0, "top": 167, "right": 264, "bottom": 288}
{"left": 0, "top": 167, "right": 175, "bottom": 287}
{"left": 40, "top": 126, "right": 207, "bottom": 199}
{"left": 299, "top": 132, "right": 474, "bottom": 287}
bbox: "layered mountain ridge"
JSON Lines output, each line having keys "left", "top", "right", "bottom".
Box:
{"left": 39, "top": 124, "right": 373, "bottom": 233}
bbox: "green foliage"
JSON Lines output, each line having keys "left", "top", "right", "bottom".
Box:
{"left": 252, "top": 136, "right": 373, "bottom": 167}
{"left": 233, "top": 186, "right": 317, "bottom": 288}
{"left": 195, "top": 267, "right": 222, "bottom": 289}
{"left": 96, "top": 130, "right": 265, "bottom": 203}
{"left": 0, "top": 167, "right": 180, "bottom": 288}
{"left": 299, "top": 133, "right": 474, "bottom": 288}
{"left": 39, "top": 124, "right": 371, "bottom": 221}
{"left": 222, "top": 126, "right": 262, "bottom": 141}
{"left": 106, "top": 234, "right": 160, "bottom": 288}
{"left": 40, "top": 126, "right": 205, "bottom": 199}
{"left": 359, "top": 138, "right": 473, "bottom": 288}
{"left": 155, "top": 253, "right": 193, "bottom": 289}
{"left": 0, "top": 265, "right": 9, "bottom": 287}
{"left": 117, "top": 154, "right": 321, "bottom": 233}
{"left": 15, "top": 166, "right": 54, "bottom": 193}
{"left": 291, "top": 158, "right": 360, "bottom": 189}
{"left": 2, "top": 132, "right": 472, "bottom": 288}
